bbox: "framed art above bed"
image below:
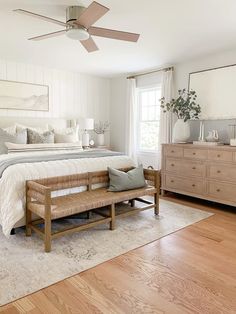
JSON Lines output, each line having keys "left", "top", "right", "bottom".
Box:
{"left": 0, "top": 79, "right": 49, "bottom": 111}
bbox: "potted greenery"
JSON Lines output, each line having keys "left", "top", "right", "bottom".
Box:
{"left": 94, "top": 121, "right": 110, "bottom": 146}
{"left": 160, "top": 89, "right": 201, "bottom": 143}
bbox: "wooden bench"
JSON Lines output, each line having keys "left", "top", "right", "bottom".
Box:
{"left": 26, "top": 168, "right": 160, "bottom": 252}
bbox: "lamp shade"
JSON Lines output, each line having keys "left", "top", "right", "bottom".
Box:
{"left": 84, "top": 118, "right": 94, "bottom": 130}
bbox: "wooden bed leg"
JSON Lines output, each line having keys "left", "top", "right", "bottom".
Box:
{"left": 130, "top": 199, "right": 135, "bottom": 207}
{"left": 10, "top": 228, "right": 16, "bottom": 235}
{"left": 110, "top": 203, "right": 115, "bottom": 230}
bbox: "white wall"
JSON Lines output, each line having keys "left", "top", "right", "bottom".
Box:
{"left": 0, "top": 59, "right": 111, "bottom": 144}
{"left": 110, "top": 76, "right": 127, "bottom": 152}
{"left": 174, "top": 48, "right": 236, "bottom": 91}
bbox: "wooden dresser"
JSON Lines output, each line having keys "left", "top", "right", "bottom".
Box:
{"left": 162, "top": 143, "right": 236, "bottom": 206}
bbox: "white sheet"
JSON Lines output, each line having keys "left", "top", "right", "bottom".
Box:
{"left": 0, "top": 150, "right": 134, "bottom": 237}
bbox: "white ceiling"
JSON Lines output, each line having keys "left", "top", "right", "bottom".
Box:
{"left": 1, "top": 0, "right": 236, "bottom": 77}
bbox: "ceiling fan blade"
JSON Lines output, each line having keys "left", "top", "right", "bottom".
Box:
{"left": 13, "top": 9, "right": 66, "bottom": 27}
{"left": 80, "top": 37, "right": 99, "bottom": 52}
{"left": 74, "top": 1, "right": 109, "bottom": 29}
{"left": 29, "top": 30, "right": 66, "bottom": 41}
{"left": 89, "top": 26, "right": 140, "bottom": 42}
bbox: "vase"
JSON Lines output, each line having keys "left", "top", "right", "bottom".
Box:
{"left": 97, "top": 133, "right": 105, "bottom": 146}
{"left": 173, "top": 119, "right": 190, "bottom": 143}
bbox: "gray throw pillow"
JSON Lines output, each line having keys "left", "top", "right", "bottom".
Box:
{"left": 0, "top": 128, "right": 27, "bottom": 154}
{"left": 108, "top": 165, "right": 146, "bottom": 192}
{"left": 27, "top": 129, "right": 54, "bottom": 144}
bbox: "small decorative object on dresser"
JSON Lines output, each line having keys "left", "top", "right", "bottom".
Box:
{"left": 198, "top": 120, "right": 205, "bottom": 142}
{"left": 160, "top": 89, "right": 201, "bottom": 143}
{"left": 205, "top": 130, "right": 219, "bottom": 142}
{"left": 229, "top": 124, "right": 236, "bottom": 146}
{"left": 162, "top": 143, "right": 236, "bottom": 207}
{"left": 94, "top": 120, "right": 110, "bottom": 146}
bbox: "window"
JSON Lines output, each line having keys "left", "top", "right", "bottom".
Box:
{"left": 137, "top": 86, "right": 161, "bottom": 152}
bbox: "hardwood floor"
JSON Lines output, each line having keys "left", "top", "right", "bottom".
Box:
{"left": 1, "top": 194, "right": 236, "bottom": 314}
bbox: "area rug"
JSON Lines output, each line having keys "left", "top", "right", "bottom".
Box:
{"left": 0, "top": 199, "right": 213, "bottom": 306}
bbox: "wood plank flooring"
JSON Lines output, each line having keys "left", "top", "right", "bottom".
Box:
{"left": 1, "top": 194, "right": 236, "bottom": 313}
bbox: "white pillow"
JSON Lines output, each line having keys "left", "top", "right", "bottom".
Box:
{"left": 5, "top": 142, "right": 83, "bottom": 153}
{"left": 3, "top": 125, "right": 17, "bottom": 135}
{"left": 0, "top": 129, "right": 27, "bottom": 154}
{"left": 49, "top": 125, "right": 79, "bottom": 134}
{"left": 54, "top": 133, "right": 78, "bottom": 143}
{"left": 54, "top": 126, "right": 79, "bottom": 143}
{"left": 16, "top": 123, "right": 49, "bottom": 133}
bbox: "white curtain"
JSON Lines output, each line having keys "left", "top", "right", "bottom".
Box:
{"left": 158, "top": 69, "right": 174, "bottom": 168}
{"left": 125, "top": 78, "right": 138, "bottom": 164}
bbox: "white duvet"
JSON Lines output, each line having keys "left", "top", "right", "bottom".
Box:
{"left": 0, "top": 150, "right": 134, "bottom": 237}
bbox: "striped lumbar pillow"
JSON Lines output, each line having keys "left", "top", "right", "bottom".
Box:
{"left": 5, "top": 142, "right": 83, "bottom": 153}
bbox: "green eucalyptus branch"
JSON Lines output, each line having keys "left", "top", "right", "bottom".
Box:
{"left": 160, "top": 89, "right": 201, "bottom": 122}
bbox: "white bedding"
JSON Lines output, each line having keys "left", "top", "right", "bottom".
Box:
{"left": 0, "top": 150, "right": 134, "bottom": 237}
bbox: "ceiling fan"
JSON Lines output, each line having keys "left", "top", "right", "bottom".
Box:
{"left": 13, "top": 1, "right": 140, "bottom": 52}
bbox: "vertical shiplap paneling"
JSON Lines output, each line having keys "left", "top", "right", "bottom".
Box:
{"left": 0, "top": 59, "right": 111, "bottom": 144}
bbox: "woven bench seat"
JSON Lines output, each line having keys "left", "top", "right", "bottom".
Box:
{"left": 26, "top": 168, "right": 160, "bottom": 252}
{"left": 29, "top": 185, "right": 157, "bottom": 220}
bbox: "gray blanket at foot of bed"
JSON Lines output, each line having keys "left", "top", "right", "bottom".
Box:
{"left": 0, "top": 150, "right": 124, "bottom": 178}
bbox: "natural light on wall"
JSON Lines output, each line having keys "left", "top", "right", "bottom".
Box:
{"left": 137, "top": 86, "right": 161, "bottom": 152}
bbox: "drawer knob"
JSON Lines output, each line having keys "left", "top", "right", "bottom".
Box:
{"left": 193, "top": 152, "right": 196, "bottom": 155}
{"left": 171, "top": 150, "right": 175, "bottom": 153}
{"left": 192, "top": 167, "right": 196, "bottom": 170}
{"left": 170, "top": 180, "right": 174, "bottom": 183}
{"left": 217, "top": 170, "right": 221, "bottom": 174}
{"left": 217, "top": 154, "right": 221, "bottom": 158}
{"left": 192, "top": 184, "right": 196, "bottom": 187}
{"left": 171, "top": 164, "right": 175, "bottom": 167}
{"left": 216, "top": 188, "right": 221, "bottom": 192}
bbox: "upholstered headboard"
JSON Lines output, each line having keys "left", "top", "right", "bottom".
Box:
{"left": 0, "top": 117, "right": 69, "bottom": 129}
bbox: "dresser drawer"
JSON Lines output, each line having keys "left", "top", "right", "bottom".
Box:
{"left": 208, "top": 150, "right": 233, "bottom": 162}
{"left": 165, "top": 175, "right": 205, "bottom": 194}
{"left": 164, "top": 146, "right": 183, "bottom": 158}
{"left": 165, "top": 158, "right": 205, "bottom": 177}
{"left": 208, "top": 181, "right": 236, "bottom": 203}
{"left": 208, "top": 164, "right": 236, "bottom": 182}
{"left": 184, "top": 148, "right": 207, "bottom": 160}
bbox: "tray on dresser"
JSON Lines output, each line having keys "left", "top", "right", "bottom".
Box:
{"left": 192, "top": 141, "right": 224, "bottom": 146}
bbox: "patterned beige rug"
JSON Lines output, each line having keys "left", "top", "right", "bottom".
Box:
{"left": 0, "top": 199, "right": 212, "bottom": 306}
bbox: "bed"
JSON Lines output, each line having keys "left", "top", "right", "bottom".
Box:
{"left": 0, "top": 117, "right": 134, "bottom": 237}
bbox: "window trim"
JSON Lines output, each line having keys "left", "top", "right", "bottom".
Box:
{"left": 136, "top": 85, "right": 161, "bottom": 154}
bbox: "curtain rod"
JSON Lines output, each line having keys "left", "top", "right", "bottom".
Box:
{"left": 126, "top": 66, "right": 174, "bottom": 79}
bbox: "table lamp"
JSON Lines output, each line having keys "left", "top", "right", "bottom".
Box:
{"left": 82, "top": 118, "right": 94, "bottom": 148}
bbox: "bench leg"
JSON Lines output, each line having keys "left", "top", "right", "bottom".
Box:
{"left": 44, "top": 217, "right": 52, "bottom": 253}
{"left": 26, "top": 208, "right": 32, "bottom": 237}
{"left": 154, "top": 192, "right": 159, "bottom": 215}
{"left": 110, "top": 203, "right": 115, "bottom": 230}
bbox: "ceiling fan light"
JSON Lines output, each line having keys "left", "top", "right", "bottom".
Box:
{"left": 66, "top": 28, "right": 89, "bottom": 41}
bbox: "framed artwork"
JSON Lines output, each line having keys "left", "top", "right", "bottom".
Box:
{"left": 0, "top": 79, "right": 49, "bottom": 111}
